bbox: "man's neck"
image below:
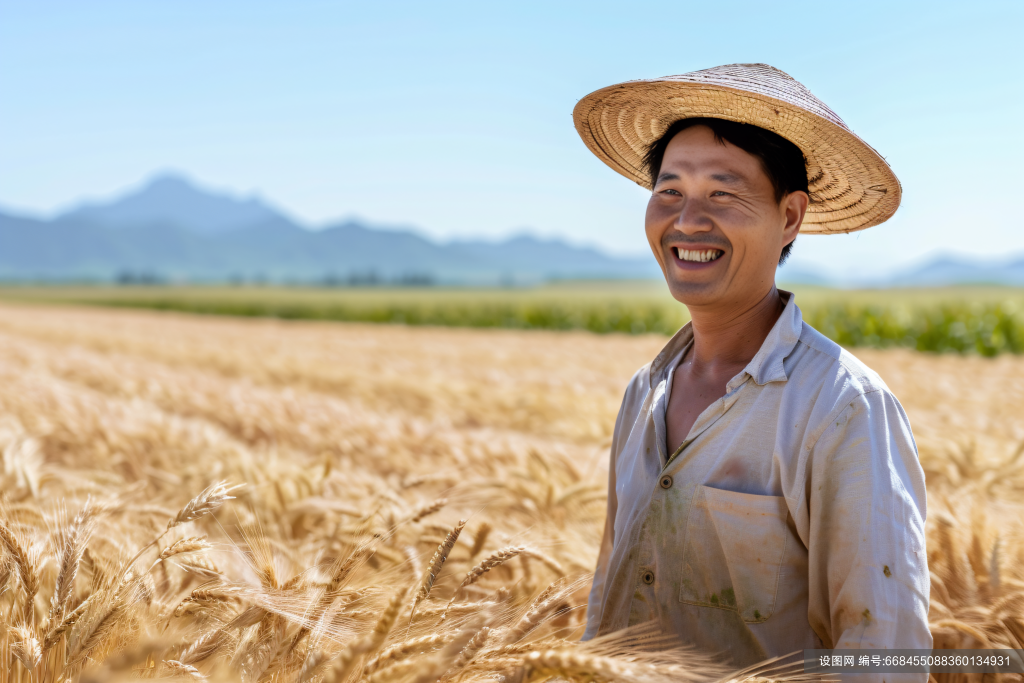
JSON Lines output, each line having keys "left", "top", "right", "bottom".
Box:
{"left": 685, "top": 286, "right": 785, "bottom": 372}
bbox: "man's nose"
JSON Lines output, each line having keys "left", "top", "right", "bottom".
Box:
{"left": 673, "top": 196, "right": 714, "bottom": 234}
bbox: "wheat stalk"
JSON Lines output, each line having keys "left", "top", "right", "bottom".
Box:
{"left": 0, "top": 518, "right": 39, "bottom": 625}
{"left": 43, "top": 592, "right": 95, "bottom": 649}
{"left": 410, "top": 520, "right": 466, "bottom": 624}
{"left": 0, "top": 299, "right": 1017, "bottom": 683}
{"left": 468, "top": 523, "right": 491, "bottom": 560}
{"left": 439, "top": 625, "right": 491, "bottom": 680}
{"left": 160, "top": 536, "right": 213, "bottom": 560}
{"left": 47, "top": 500, "right": 96, "bottom": 628}
{"left": 66, "top": 596, "right": 128, "bottom": 669}
{"left": 177, "top": 627, "right": 226, "bottom": 666}
{"left": 504, "top": 589, "right": 570, "bottom": 645}
{"left": 437, "top": 546, "right": 524, "bottom": 624}
{"left": 319, "top": 587, "right": 410, "bottom": 683}
{"left": 114, "top": 482, "right": 239, "bottom": 588}
{"left": 362, "top": 633, "right": 452, "bottom": 676}
{"left": 168, "top": 481, "right": 240, "bottom": 530}
{"left": 411, "top": 498, "right": 448, "bottom": 523}
{"left": 406, "top": 619, "right": 484, "bottom": 683}
{"left": 163, "top": 659, "right": 207, "bottom": 679}
{"left": 10, "top": 625, "right": 42, "bottom": 669}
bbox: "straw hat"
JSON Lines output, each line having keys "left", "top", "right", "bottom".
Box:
{"left": 573, "top": 63, "right": 900, "bottom": 234}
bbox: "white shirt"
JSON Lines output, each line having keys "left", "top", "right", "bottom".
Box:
{"left": 583, "top": 292, "right": 931, "bottom": 670}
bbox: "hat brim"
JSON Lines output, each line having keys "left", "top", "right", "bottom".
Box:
{"left": 573, "top": 79, "right": 901, "bottom": 234}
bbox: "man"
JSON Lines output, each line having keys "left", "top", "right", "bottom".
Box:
{"left": 574, "top": 64, "right": 931, "bottom": 664}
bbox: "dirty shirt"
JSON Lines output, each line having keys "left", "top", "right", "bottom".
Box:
{"left": 583, "top": 292, "right": 931, "bottom": 666}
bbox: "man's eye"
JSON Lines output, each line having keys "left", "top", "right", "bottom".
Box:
{"left": 660, "top": 189, "right": 681, "bottom": 196}
{"left": 711, "top": 190, "right": 730, "bottom": 197}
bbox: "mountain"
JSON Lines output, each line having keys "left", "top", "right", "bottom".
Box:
{"left": 888, "top": 255, "right": 1024, "bottom": 287}
{"left": 775, "top": 254, "right": 1024, "bottom": 288}
{"left": 0, "top": 174, "right": 660, "bottom": 284}
{"left": 5, "top": 174, "right": 1022, "bottom": 286}
{"left": 60, "top": 174, "right": 281, "bottom": 236}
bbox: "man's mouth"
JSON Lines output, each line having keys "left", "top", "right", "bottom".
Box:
{"left": 673, "top": 247, "right": 724, "bottom": 263}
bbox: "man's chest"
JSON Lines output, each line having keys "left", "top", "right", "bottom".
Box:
{"left": 608, "top": 378, "right": 811, "bottom": 636}
{"left": 665, "top": 360, "right": 747, "bottom": 456}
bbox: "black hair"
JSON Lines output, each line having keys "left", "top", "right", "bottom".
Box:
{"left": 641, "top": 117, "right": 808, "bottom": 266}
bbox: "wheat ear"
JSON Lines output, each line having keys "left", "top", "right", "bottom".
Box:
{"left": 439, "top": 625, "right": 491, "bottom": 680}
{"left": 287, "top": 539, "right": 377, "bottom": 658}
{"left": 504, "top": 591, "right": 568, "bottom": 644}
{"left": 150, "top": 536, "right": 212, "bottom": 573}
{"left": 411, "top": 498, "right": 448, "bottom": 523}
{"left": 519, "top": 649, "right": 663, "bottom": 683}
{"left": 43, "top": 593, "right": 95, "bottom": 649}
{"left": 321, "top": 587, "right": 409, "bottom": 683}
{"left": 47, "top": 500, "right": 95, "bottom": 628}
{"left": 406, "top": 620, "right": 483, "bottom": 683}
{"left": 460, "top": 547, "right": 525, "bottom": 589}
{"left": 66, "top": 598, "right": 128, "bottom": 668}
{"left": 468, "top": 523, "right": 491, "bottom": 560}
{"left": 10, "top": 625, "right": 42, "bottom": 669}
{"left": 160, "top": 536, "right": 212, "bottom": 560}
{"left": 437, "top": 546, "right": 524, "bottom": 624}
{"left": 410, "top": 520, "right": 466, "bottom": 624}
{"left": 0, "top": 519, "right": 39, "bottom": 625}
{"left": 163, "top": 659, "right": 206, "bottom": 679}
{"left": 117, "top": 482, "right": 239, "bottom": 585}
{"left": 362, "top": 633, "right": 452, "bottom": 676}
{"left": 168, "top": 481, "right": 240, "bottom": 530}
{"left": 177, "top": 627, "right": 226, "bottom": 666}
{"left": 173, "top": 586, "right": 240, "bottom": 618}
{"left": 369, "top": 659, "right": 426, "bottom": 683}
{"left": 0, "top": 553, "right": 13, "bottom": 594}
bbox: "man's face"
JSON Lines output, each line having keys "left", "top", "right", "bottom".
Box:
{"left": 645, "top": 125, "right": 806, "bottom": 308}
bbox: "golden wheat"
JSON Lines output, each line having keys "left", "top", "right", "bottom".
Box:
{"left": 0, "top": 302, "right": 1021, "bottom": 682}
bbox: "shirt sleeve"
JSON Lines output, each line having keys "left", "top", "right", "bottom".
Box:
{"left": 582, "top": 372, "right": 641, "bottom": 640}
{"left": 805, "top": 388, "right": 931, "bottom": 661}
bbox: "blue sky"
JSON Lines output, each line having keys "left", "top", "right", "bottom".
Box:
{"left": 1, "top": 0, "right": 1021, "bottom": 278}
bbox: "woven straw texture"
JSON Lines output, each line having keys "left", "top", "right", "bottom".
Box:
{"left": 573, "top": 63, "right": 901, "bottom": 234}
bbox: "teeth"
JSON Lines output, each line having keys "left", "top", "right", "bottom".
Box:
{"left": 674, "top": 247, "right": 723, "bottom": 262}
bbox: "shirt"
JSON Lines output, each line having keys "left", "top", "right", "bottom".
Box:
{"left": 583, "top": 291, "right": 931, "bottom": 668}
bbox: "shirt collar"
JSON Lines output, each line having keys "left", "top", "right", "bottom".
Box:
{"left": 649, "top": 289, "right": 803, "bottom": 388}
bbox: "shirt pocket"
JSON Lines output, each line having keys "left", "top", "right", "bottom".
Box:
{"left": 679, "top": 485, "right": 790, "bottom": 624}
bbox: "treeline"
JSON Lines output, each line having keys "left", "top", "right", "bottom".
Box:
{"left": 108, "top": 271, "right": 439, "bottom": 286}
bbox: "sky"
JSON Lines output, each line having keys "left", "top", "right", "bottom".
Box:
{"left": 1, "top": 0, "right": 1022, "bottom": 279}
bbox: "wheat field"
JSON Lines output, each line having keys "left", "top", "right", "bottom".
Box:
{"left": 0, "top": 303, "right": 1022, "bottom": 682}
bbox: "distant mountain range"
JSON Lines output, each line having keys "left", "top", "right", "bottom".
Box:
{"left": 780, "top": 257, "right": 1024, "bottom": 288}
{"left": 1, "top": 173, "right": 1022, "bottom": 287}
{"left": 0, "top": 174, "right": 661, "bottom": 285}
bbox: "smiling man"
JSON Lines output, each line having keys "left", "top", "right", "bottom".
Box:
{"left": 574, "top": 65, "right": 931, "bottom": 666}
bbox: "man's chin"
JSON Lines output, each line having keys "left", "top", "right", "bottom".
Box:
{"left": 665, "top": 277, "right": 724, "bottom": 307}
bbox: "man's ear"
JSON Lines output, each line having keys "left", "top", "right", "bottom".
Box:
{"left": 782, "top": 190, "right": 809, "bottom": 244}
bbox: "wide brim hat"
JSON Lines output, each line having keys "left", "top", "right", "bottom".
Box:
{"left": 573, "top": 63, "right": 900, "bottom": 234}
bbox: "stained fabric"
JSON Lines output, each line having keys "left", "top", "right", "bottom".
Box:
{"left": 583, "top": 292, "right": 931, "bottom": 675}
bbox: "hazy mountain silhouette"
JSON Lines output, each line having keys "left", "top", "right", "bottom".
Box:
{"left": 0, "top": 174, "right": 661, "bottom": 283}
{"left": 2, "top": 174, "right": 1021, "bottom": 286}
{"left": 887, "top": 255, "right": 1024, "bottom": 287}
{"left": 60, "top": 174, "right": 282, "bottom": 236}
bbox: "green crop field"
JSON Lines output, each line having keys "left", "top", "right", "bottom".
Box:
{"left": 2, "top": 281, "right": 1023, "bottom": 355}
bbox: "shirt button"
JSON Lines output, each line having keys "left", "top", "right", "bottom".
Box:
{"left": 641, "top": 569, "right": 655, "bottom": 585}
{"left": 659, "top": 475, "right": 673, "bottom": 489}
